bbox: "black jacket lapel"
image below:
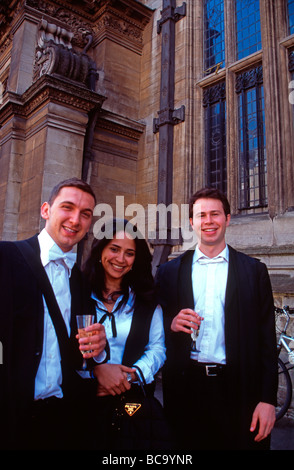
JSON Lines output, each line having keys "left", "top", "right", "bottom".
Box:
{"left": 25, "top": 234, "right": 41, "bottom": 252}
{"left": 224, "top": 246, "right": 240, "bottom": 370}
{"left": 15, "top": 235, "right": 74, "bottom": 392}
{"left": 22, "top": 235, "right": 44, "bottom": 369}
{"left": 178, "top": 250, "right": 194, "bottom": 311}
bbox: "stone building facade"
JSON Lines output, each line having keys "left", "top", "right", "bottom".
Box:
{"left": 0, "top": 0, "right": 294, "bottom": 421}
{"left": 0, "top": 0, "right": 293, "bottom": 310}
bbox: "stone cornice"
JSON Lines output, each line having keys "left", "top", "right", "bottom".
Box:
{"left": 0, "top": 0, "right": 23, "bottom": 40}
{"left": 24, "top": 0, "right": 153, "bottom": 52}
{"left": 97, "top": 109, "right": 145, "bottom": 141}
{"left": 1, "top": 0, "right": 153, "bottom": 59}
{"left": 0, "top": 73, "right": 106, "bottom": 126}
{"left": 92, "top": 4, "right": 145, "bottom": 54}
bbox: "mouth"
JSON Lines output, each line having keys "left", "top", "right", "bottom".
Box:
{"left": 62, "top": 225, "right": 78, "bottom": 235}
{"left": 110, "top": 263, "right": 125, "bottom": 271}
{"left": 202, "top": 227, "right": 218, "bottom": 233}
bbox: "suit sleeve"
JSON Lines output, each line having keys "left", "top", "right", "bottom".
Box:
{"left": 0, "top": 244, "right": 19, "bottom": 447}
{"left": 258, "top": 262, "right": 278, "bottom": 406}
{"left": 155, "top": 264, "right": 175, "bottom": 348}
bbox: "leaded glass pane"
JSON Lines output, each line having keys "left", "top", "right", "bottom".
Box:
{"left": 236, "top": 0, "right": 261, "bottom": 60}
{"left": 289, "top": 49, "right": 294, "bottom": 126}
{"left": 236, "top": 66, "right": 267, "bottom": 210}
{"left": 204, "top": 0, "right": 225, "bottom": 74}
{"left": 288, "top": 0, "right": 294, "bottom": 35}
{"left": 203, "top": 82, "right": 227, "bottom": 193}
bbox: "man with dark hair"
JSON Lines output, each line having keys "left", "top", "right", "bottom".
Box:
{"left": 0, "top": 178, "right": 106, "bottom": 449}
{"left": 156, "top": 187, "right": 277, "bottom": 450}
{"left": 48, "top": 177, "right": 97, "bottom": 206}
{"left": 188, "top": 187, "right": 231, "bottom": 219}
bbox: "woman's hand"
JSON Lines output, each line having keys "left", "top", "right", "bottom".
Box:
{"left": 93, "top": 363, "right": 136, "bottom": 397}
{"left": 76, "top": 323, "right": 106, "bottom": 357}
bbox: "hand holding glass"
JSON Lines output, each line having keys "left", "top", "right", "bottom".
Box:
{"left": 76, "top": 315, "right": 95, "bottom": 370}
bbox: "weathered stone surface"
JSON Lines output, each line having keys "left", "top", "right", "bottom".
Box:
{"left": 0, "top": 0, "right": 293, "bottom": 301}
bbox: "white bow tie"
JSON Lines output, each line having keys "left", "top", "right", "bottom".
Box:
{"left": 48, "top": 245, "right": 76, "bottom": 270}
{"left": 198, "top": 256, "right": 225, "bottom": 265}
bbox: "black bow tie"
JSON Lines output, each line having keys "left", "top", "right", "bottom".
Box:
{"left": 99, "top": 312, "right": 117, "bottom": 337}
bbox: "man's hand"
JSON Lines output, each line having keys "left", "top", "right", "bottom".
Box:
{"left": 77, "top": 323, "right": 106, "bottom": 357}
{"left": 250, "top": 402, "right": 276, "bottom": 442}
{"left": 171, "top": 308, "right": 202, "bottom": 334}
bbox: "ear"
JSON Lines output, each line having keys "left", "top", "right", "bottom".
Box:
{"left": 226, "top": 213, "right": 231, "bottom": 228}
{"left": 41, "top": 202, "right": 50, "bottom": 221}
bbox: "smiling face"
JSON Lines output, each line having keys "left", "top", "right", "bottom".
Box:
{"left": 101, "top": 231, "right": 136, "bottom": 287}
{"left": 41, "top": 186, "right": 95, "bottom": 252}
{"left": 189, "top": 197, "right": 231, "bottom": 256}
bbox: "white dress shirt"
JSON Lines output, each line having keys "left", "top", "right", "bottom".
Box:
{"left": 191, "top": 244, "right": 229, "bottom": 364}
{"left": 34, "top": 229, "right": 76, "bottom": 400}
{"left": 92, "top": 289, "right": 166, "bottom": 384}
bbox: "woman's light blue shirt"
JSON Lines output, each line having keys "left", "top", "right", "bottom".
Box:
{"left": 92, "top": 289, "right": 166, "bottom": 384}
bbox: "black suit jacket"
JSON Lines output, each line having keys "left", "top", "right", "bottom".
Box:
{"left": 156, "top": 245, "right": 278, "bottom": 437}
{"left": 0, "top": 235, "right": 95, "bottom": 446}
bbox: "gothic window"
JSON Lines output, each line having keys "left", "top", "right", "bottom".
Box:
{"left": 288, "top": 0, "right": 294, "bottom": 35}
{"left": 236, "top": 0, "right": 261, "bottom": 60}
{"left": 203, "top": 0, "right": 225, "bottom": 74}
{"left": 289, "top": 49, "right": 294, "bottom": 73}
{"left": 203, "top": 82, "right": 227, "bottom": 193}
{"left": 289, "top": 49, "right": 294, "bottom": 124}
{"left": 236, "top": 65, "right": 267, "bottom": 210}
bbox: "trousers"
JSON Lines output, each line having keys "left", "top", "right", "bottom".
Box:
{"left": 172, "top": 360, "right": 271, "bottom": 451}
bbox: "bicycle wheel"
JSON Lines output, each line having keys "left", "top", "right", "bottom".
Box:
{"left": 276, "top": 358, "right": 292, "bottom": 420}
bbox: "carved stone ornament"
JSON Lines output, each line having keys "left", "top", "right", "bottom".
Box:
{"left": 203, "top": 82, "right": 226, "bottom": 107}
{"left": 34, "top": 19, "right": 98, "bottom": 90}
{"left": 235, "top": 65, "right": 263, "bottom": 93}
{"left": 26, "top": 0, "right": 94, "bottom": 48}
{"left": 37, "top": 18, "right": 74, "bottom": 50}
{"left": 25, "top": 0, "right": 152, "bottom": 56}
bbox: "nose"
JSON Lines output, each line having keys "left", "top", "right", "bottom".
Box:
{"left": 204, "top": 214, "right": 213, "bottom": 224}
{"left": 116, "top": 250, "right": 125, "bottom": 264}
{"left": 69, "top": 210, "right": 81, "bottom": 226}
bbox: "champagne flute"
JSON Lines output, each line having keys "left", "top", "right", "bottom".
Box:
{"left": 76, "top": 315, "right": 95, "bottom": 370}
{"left": 191, "top": 314, "right": 202, "bottom": 353}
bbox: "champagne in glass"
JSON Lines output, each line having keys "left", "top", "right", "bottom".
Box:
{"left": 191, "top": 314, "right": 202, "bottom": 353}
{"left": 76, "top": 315, "right": 95, "bottom": 370}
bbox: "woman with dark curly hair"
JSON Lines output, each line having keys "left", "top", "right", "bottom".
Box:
{"left": 83, "top": 218, "right": 166, "bottom": 449}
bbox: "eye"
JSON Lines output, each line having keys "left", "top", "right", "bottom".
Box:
{"left": 81, "top": 211, "right": 91, "bottom": 219}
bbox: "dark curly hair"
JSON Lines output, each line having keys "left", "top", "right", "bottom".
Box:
{"left": 83, "top": 218, "right": 155, "bottom": 309}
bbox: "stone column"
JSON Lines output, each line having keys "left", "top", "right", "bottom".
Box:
{"left": 0, "top": 75, "right": 105, "bottom": 240}
{"left": 260, "top": 0, "right": 287, "bottom": 217}
{"left": 7, "top": 16, "right": 38, "bottom": 94}
{"left": 0, "top": 112, "right": 26, "bottom": 241}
